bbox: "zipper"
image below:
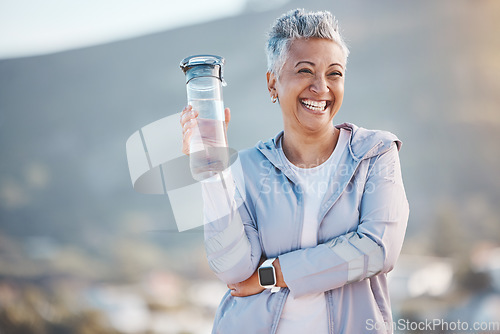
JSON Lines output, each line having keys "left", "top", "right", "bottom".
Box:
{"left": 294, "top": 182, "right": 304, "bottom": 249}
{"left": 326, "top": 291, "right": 335, "bottom": 334}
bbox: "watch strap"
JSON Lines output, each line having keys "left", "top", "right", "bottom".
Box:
{"left": 261, "top": 258, "right": 276, "bottom": 268}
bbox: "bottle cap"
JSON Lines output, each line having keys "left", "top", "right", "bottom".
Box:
{"left": 180, "top": 55, "right": 225, "bottom": 84}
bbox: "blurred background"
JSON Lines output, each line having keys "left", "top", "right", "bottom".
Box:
{"left": 1, "top": 0, "right": 500, "bottom": 333}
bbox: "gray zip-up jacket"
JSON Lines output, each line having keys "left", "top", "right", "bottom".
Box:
{"left": 203, "top": 122, "right": 409, "bottom": 334}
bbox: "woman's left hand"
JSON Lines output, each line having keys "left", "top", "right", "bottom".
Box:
{"left": 227, "top": 269, "right": 264, "bottom": 297}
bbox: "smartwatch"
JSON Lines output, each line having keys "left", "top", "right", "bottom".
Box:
{"left": 258, "top": 258, "right": 281, "bottom": 293}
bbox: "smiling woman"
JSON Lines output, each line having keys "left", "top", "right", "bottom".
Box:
{"left": 180, "top": 8, "right": 409, "bottom": 334}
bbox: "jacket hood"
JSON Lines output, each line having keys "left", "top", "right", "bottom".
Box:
{"left": 255, "top": 122, "right": 402, "bottom": 169}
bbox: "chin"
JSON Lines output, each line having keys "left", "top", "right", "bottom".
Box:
{"left": 299, "top": 119, "right": 330, "bottom": 132}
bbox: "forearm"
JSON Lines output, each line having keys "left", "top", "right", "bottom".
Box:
{"left": 277, "top": 232, "right": 387, "bottom": 297}
{"left": 202, "top": 169, "right": 237, "bottom": 235}
{"left": 202, "top": 168, "right": 262, "bottom": 284}
{"left": 276, "top": 144, "right": 409, "bottom": 297}
{"left": 261, "top": 231, "right": 385, "bottom": 293}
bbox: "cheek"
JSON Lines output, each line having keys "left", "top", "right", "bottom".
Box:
{"left": 277, "top": 84, "right": 300, "bottom": 105}
{"left": 333, "top": 82, "right": 344, "bottom": 100}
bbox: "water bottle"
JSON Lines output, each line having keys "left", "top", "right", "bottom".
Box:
{"left": 180, "top": 55, "right": 229, "bottom": 181}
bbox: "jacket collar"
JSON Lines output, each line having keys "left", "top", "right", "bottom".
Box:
{"left": 255, "top": 122, "right": 401, "bottom": 169}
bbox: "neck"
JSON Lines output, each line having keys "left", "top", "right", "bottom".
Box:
{"left": 282, "top": 126, "right": 339, "bottom": 168}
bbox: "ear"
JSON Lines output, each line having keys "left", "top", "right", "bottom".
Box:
{"left": 266, "top": 71, "right": 277, "bottom": 95}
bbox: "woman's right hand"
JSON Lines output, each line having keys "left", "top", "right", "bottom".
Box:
{"left": 180, "top": 105, "right": 231, "bottom": 155}
{"left": 180, "top": 105, "right": 198, "bottom": 155}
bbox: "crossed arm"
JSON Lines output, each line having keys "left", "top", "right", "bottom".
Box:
{"left": 203, "top": 143, "right": 409, "bottom": 298}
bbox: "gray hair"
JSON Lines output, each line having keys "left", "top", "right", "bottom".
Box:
{"left": 266, "top": 9, "right": 350, "bottom": 75}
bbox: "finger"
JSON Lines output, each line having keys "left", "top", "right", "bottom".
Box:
{"left": 227, "top": 283, "right": 237, "bottom": 297}
{"left": 181, "top": 108, "right": 196, "bottom": 128}
{"left": 180, "top": 105, "right": 192, "bottom": 122}
{"left": 181, "top": 127, "right": 193, "bottom": 155}
{"left": 230, "top": 289, "right": 239, "bottom": 297}
{"left": 180, "top": 106, "right": 198, "bottom": 127}
{"left": 180, "top": 106, "right": 190, "bottom": 128}
{"left": 181, "top": 106, "right": 198, "bottom": 156}
{"left": 224, "top": 107, "right": 231, "bottom": 125}
{"left": 182, "top": 117, "right": 198, "bottom": 135}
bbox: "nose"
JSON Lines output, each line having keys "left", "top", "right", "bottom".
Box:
{"left": 310, "top": 75, "right": 329, "bottom": 95}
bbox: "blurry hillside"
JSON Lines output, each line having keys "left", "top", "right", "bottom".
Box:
{"left": 1, "top": 0, "right": 500, "bottom": 333}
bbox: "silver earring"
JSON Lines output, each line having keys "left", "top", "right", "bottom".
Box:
{"left": 272, "top": 96, "right": 277, "bottom": 103}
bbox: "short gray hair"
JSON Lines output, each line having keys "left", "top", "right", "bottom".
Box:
{"left": 266, "top": 9, "right": 349, "bottom": 75}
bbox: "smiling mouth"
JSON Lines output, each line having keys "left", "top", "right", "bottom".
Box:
{"left": 300, "top": 99, "right": 330, "bottom": 112}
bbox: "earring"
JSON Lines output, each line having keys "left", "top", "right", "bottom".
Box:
{"left": 271, "top": 95, "right": 277, "bottom": 103}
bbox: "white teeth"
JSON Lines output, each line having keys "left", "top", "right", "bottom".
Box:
{"left": 301, "top": 99, "right": 327, "bottom": 111}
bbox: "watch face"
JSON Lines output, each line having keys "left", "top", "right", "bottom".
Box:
{"left": 258, "top": 267, "right": 275, "bottom": 286}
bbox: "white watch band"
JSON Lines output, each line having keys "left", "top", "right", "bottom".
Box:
{"left": 261, "top": 258, "right": 275, "bottom": 268}
{"left": 259, "top": 258, "right": 280, "bottom": 293}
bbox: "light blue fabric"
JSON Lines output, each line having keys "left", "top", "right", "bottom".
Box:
{"left": 204, "top": 122, "right": 409, "bottom": 334}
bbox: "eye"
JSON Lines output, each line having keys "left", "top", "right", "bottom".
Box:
{"left": 328, "top": 71, "right": 343, "bottom": 77}
{"left": 298, "top": 68, "right": 313, "bottom": 74}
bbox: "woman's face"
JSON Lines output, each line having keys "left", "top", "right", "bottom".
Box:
{"left": 267, "top": 38, "right": 346, "bottom": 135}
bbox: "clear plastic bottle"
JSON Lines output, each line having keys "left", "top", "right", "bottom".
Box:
{"left": 180, "top": 55, "right": 229, "bottom": 181}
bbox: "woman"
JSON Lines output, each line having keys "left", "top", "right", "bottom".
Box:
{"left": 180, "top": 9, "right": 409, "bottom": 334}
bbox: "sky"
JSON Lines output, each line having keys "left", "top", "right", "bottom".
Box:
{"left": 0, "top": 0, "right": 249, "bottom": 60}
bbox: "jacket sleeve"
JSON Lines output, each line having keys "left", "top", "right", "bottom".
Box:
{"left": 202, "top": 167, "right": 262, "bottom": 285}
{"left": 278, "top": 142, "right": 409, "bottom": 298}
